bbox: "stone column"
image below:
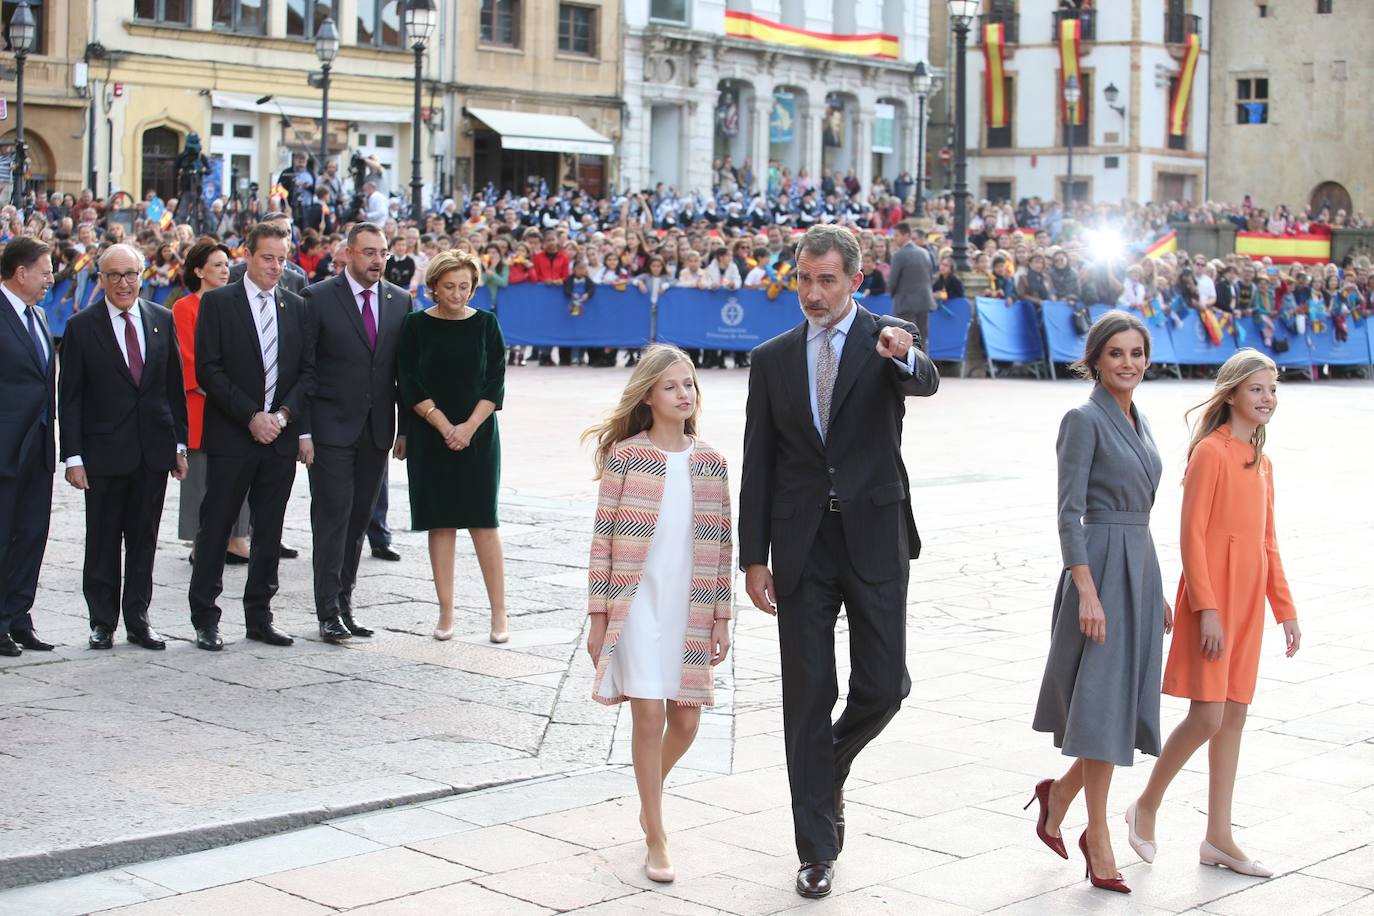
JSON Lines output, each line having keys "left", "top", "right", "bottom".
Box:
{"left": 855, "top": 106, "right": 874, "bottom": 192}
{"left": 805, "top": 97, "right": 824, "bottom": 185}
{"left": 753, "top": 90, "right": 773, "bottom": 195}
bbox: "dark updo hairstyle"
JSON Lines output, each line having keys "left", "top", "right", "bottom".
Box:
{"left": 182, "top": 237, "right": 231, "bottom": 293}
{"left": 1070, "top": 310, "right": 1151, "bottom": 380}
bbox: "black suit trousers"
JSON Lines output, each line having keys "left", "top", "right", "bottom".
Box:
{"left": 0, "top": 441, "right": 53, "bottom": 634}
{"left": 776, "top": 512, "right": 912, "bottom": 864}
{"left": 308, "top": 430, "right": 388, "bottom": 619}
{"left": 189, "top": 446, "right": 296, "bottom": 629}
{"left": 83, "top": 466, "right": 169, "bottom": 630}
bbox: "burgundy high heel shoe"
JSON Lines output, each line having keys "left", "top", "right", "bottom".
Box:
{"left": 1024, "top": 779, "right": 1068, "bottom": 859}
{"left": 1078, "top": 831, "right": 1131, "bottom": 894}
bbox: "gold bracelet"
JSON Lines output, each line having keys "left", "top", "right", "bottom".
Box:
{"left": 423, "top": 405, "right": 438, "bottom": 422}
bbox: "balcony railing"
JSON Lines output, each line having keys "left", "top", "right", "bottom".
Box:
{"left": 1053, "top": 8, "right": 1095, "bottom": 42}
{"left": 1165, "top": 12, "right": 1201, "bottom": 44}
{"left": 974, "top": 10, "right": 1018, "bottom": 45}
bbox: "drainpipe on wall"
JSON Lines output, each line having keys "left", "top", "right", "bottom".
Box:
{"left": 1203, "top": 0, "right": 1211, "bottom": 201}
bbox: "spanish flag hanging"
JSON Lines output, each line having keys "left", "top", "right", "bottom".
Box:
{"left": 724, "top": 11, "right": 899, "bottom": 60}
{"left": 1144, "top": 230, "right": 1177, "bottom": 260}
{"left": 983, "top": 23, "right": 1008, "bottom": 130}
{"left": 1058, "top": 18, "right": 1084, "bottom": 126}
{"left": 1168, "top": 34, "right": 1201, "bottom": 137}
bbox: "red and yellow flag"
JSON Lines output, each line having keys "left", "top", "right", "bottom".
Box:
{"left": 1058, "top": 18, "right": 1084, "bottom": 126}
{"left": 1235, "top": 232, "right": 1331, "bottom": 265}
{"left": 724, "top": 11, "right": 898, "bottom": 60}
{"left": 158, "top": 210, "right": 174, "bottom": 231}
{"left": 1168, "top": 34, "right": 1201, "bottom": 137}
{"left": 983, "top": 24, "right": 1008, "bottom": 130}
{"left": 1144, "top": 230, "right": 1177, "bottom": 260}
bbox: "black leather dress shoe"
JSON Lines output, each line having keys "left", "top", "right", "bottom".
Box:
{"left": 318, "top": 616, "right": 352, "bottom": 643}
{"left": 341, "top": 613, "right": 373, "bottom": 637}
{"left": 195, "top": 627, "right": 224, "bottom": 651}
{"left": 0, "top": 634, "right": 21, "bottom": 657}
{"left": 245, "top": 624, "right": 295, "bottom": 646}
{"left": 126, "top": 628, "right": 167, "bottom": 650}
{"left": 11, "top": 629, "right": 54, "bottom": 651}
{"left": 796, "top": 862, "right": 835, "bottom": 899}
{"left": 278, "top": 544, "right": 300, "bottom": 559}
{"left": 835, "top": 786, "right": 846, "bottom": 854}
{"left": 370, "top": 545, "right": 401, "bottom": 561}
{"left": 88, "top": 625, "right": 114, "bottom": 650}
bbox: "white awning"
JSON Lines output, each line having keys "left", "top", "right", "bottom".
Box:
{"left": 465, "top": 107, "right": 614, "bottom": 157}
{"left": 211, "top": 92, "right": 411, "bottom": 125}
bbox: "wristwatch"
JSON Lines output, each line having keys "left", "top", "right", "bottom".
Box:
{"left": 176, "top": 446, "right": 188, "bottom": 457}
{"left": 274, "top": 410, "right": 288, "bottom": 429}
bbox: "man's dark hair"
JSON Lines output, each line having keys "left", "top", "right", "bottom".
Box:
{"left": 347, "top": 221, "right": 385, "bottom": 245}
{"left": 182, "top": 237, "right": 231, "bottom": 293}
{"left": 893, "top": 221, "right": 913, "bottom": 236}
{"left": 246, "top": 220, "right": 291, "bottom": 253}
{"left": 1, "top": 237, "right": 50, "bottom": 279}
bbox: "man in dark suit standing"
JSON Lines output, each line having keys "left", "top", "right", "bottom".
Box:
{"left": 0, "top": 237, "right": 57, "bottom": 656}
{"left": 739, "top": 225, "right": 939, "bottom": 899}
{"left": 189, "top": 220, "right": 313, "bottom": 651}
{"left": 300, "top": 222, "right": 409, "bottom": 643}
{"left": 886, "top": 221, "right": 937, "bottom": 350}
{"left": 59, "top": 244, "right": 188, "bottom": 650}
{"left": 229, "top": 213, "right": 308, "bottom": 297}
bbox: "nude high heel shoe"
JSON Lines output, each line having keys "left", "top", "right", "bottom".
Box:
{"left": 1199, "top": 840, "right": 1272, "bottom": 878}
{"left": 644, "top": 855, "right": 675, "bottom": 883}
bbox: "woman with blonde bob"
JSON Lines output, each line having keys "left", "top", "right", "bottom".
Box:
{"left": 397, "top": 250, "right": 510, "bottom": 643}
{"left": 582, "top": 345, "right": 733, "bottom": 885}
{"left": 1128, "top": 349, "right": 1301, "bottom": 879}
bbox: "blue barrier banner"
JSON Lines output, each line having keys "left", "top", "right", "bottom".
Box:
{"left": 657, "top": 288, "right": 817, "bottom": 351}
{"left": 489, "top": 282, "right": 652, "bottom": 348}
{"left": 40, "top": 279, "right": 75, "bottom": 337}
{"left": 1041, "top": 301, "right": 1090, "bottom": 364}
{"left": 1169, "top": 310, "right": 1237, "bottom": 365}
{"left": 976, "top": 298, "right": 1045, "bottom": 363}
{"left": 1142, "top": 316, "right": 1182, "bottom": 365}
{"left": 928, "top": 298, "right": 972, "bottom": 361}
{"left": 1237, "top": 316, "right": 1312, "bottom": 369}
{"left": 1308, "top": 318, "right": 1374, "bottom": 366}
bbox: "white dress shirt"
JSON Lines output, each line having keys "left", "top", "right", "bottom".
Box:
{"left": 805, "top": 302, "right": 917, "bottom": 439}
{"left": 344, "top": 270, "right": 381, "bottom": 315}
{"left": 242, "top": 274, "right": 279, "bottom": 414}
{"left": 3, "top": 282, "right": 49, "bottom": 364}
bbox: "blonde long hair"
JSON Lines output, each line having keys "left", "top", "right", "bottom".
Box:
{"left": 1185, "top": 348, "right": 1278, "bottom": 469}
{"left": 581, "top": 345, "right": 701, "bottom": 479}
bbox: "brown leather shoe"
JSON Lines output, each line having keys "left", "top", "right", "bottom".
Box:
{"left": 796, "top": 862, "right": 834, "bottom": 899}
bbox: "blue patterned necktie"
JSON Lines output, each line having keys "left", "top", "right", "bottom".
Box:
{"left": 24, "top": 305, "right": 47, "bottom": 370}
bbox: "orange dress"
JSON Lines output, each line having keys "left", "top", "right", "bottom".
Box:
{"left": 1162, "top": 427, "right": 1296, "bottom": 704}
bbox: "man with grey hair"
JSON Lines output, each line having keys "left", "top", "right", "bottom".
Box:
{"left": 58, "top": 242, "right": 188, "bottom": 650}
{"left": 739, "top": 223, "right": 939, "bottom": 899}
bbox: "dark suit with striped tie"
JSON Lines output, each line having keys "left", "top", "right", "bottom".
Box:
{"left": 188, "top": 279, "right": 312, "bottom": 630}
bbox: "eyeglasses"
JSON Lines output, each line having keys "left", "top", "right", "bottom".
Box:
{"left": 101, "top": 270, "right": 141, "bottom": 284}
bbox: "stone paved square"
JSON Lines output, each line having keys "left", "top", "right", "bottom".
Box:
{"left": 1, "top": 368, "right": 1371, "bottom": 914}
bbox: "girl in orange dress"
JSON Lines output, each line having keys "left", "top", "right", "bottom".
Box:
{"left": 1127, "top": 349, "right": 1301, "bottom": 880}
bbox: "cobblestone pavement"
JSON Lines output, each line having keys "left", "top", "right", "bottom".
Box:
{"left": 1, "top": 367, "right": 1371, "bottom": 914}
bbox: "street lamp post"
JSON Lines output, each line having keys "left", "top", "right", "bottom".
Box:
{"left": 403, "top": 0, "right": 436, "bottom": 224}
{"left": 946, "top": 0, "right": 980, "bottom": 271}
{"left": 8, "top": 0, "right": 36, "bottom": 210}
{"left": 1064, "top": 74, "right": 1080, "bottom": 206}
{"left": 315, "top": 18, "right": 339, "bottom": 183}
{"left": 913, "top": 61, "right": 932, "bottom": 217}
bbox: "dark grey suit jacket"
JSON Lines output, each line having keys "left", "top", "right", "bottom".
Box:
{"left": 301, "top": 274, "right": 410, "bottom": 450}
{"left": 0, "top": 293, "right": 55, "bottom": 476}
{"left": 887, "top": 242, "right": 936, "bottom": 319}
{"left": 739, "top": 304, "right": 940, "bottom": 596}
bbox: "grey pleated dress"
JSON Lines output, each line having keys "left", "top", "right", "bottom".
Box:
{"left": 1033, "top": 384, "right": 1165, "bottom": 766}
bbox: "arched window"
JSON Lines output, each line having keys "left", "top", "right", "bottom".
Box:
{"left": 141, "top": 126, "right": 181, "bottom": 201}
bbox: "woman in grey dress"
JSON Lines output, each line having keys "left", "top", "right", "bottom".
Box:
{"left": 1028, "top": 311, "right": 1173, "bottom": 895}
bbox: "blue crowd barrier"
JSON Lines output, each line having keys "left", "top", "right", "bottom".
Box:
{"left": 40, "top": 279, "right": 76, "bottom": 337}
{"left": 1168, "top": 311, "right": 1238, "bottom": 365}
{"left": 928, "top": 298, "right": 972, "bottom": 362}
{"left": 1236, "top": 316, "right": 1313, "bottom": 369}
{"left": 1041, "top": 301, "right": 1092, "bottom": 365}
{"left": 483, "top": 282, "right": 653, "bottom": 348}
{"left": 976, "top": 298, "right": 1046, "bottom": 365}
{"left": 1141, "top": 316, "right": 1183, "bottom": 366}
{"left": 658, "top": 288, "right": 825, "bottom": 351}
{"left": 1308, "top": 319, "right": 1372, "bottom": 366}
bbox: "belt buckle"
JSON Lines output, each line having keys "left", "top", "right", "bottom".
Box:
{"left": 827, "top": 497, "right": 842, "bottom": 513}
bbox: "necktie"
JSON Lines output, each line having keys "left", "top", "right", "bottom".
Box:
{"left": 24, "top": 305, "right": 47, "bottom": 370}
{"left": 361, "top": 288, "right": 377, "bottom": 350}
{"left": 816, "top": 327, "right": 837, "bottom": 439}
{"left": 257, "top": 291, "right": 278, "bottom": 410}
{"left": 122, "top": 311, "right": 143, "bottom": 386}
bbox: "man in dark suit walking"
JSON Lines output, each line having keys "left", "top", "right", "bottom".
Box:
{"left": 0, "top": 237, "right": 57, "bottom": 656}
{"left": 300, "top": 222, "right": 410, "bottom": 643}
{"left": 189, "top": 220, "right": 313, "bottom": 651}
{"left": 59, "top": 244, "right": 189, "bottom": 650}
{"left": 739, "top": 224, "right": 939, "bottom": 899}
{"left": 229, "top": 212, "right": 308, "bottom": 296}
{"left": 886, "top": 221, "right": 937, "bottom": 350}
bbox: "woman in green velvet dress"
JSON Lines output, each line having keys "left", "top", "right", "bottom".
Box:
{"left": 397, "top": 250, "right": 509, "bottom": 644}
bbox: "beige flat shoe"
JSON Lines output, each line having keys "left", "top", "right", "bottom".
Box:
{"left": 1200, "top": 840, "right": 1272, "bottom": 878}
{"left": 644, "top": 855, "right": 675, "bottom": 884}
{"left": 1125, "top": 802, "right": 1156, "bottom": 864}
{"left": 489, "top": 630, "right": 509, "bottom": 644}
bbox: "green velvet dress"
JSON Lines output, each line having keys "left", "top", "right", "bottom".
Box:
{"left": 398, "top": 308, "right": 506, "bottom": 530}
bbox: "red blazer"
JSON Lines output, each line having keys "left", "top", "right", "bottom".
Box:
{"left": 171, "top": 291, "right": 205, "bottom": 449}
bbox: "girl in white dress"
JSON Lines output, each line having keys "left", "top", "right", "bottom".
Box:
{"left": 583, "top": 345, "right": 734, "bottom": 884}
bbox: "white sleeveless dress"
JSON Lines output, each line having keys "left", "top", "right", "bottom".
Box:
{"left": 597, "top": 447, "right": 693, "bottom": 701}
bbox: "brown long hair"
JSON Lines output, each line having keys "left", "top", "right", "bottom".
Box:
{"left": 1185, "top": 348, "right": 1277, "bottom": 469}
{"left": 581, "top": 345, "right": 700, "bottom": 479}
